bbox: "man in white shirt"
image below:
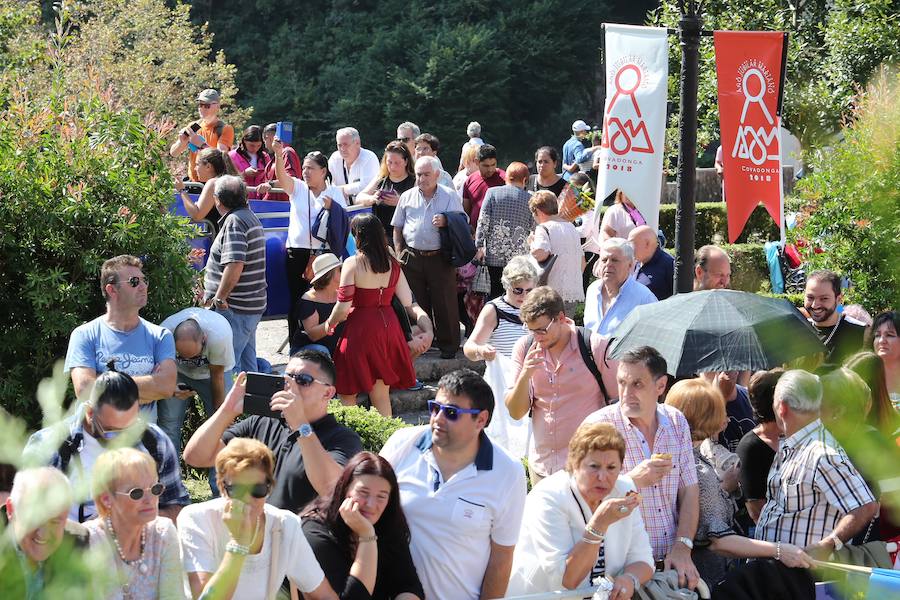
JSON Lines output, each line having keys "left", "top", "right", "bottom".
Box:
{"left": 328, "top": 126, "right": 379, "bottom": 204}
{"left": 584, "top": 238, "right": 657, "bottom": 337}
{"left": 381, "top": 369, "right": 527, "bottom": 600}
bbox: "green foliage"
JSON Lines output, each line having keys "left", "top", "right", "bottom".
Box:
{"left": 655, "top": 202, "right": 781, "bottom": 247}
{"left": 328, "top": 401, "right": 409, "bottom": 453}
{"left": 664, "top": 243, "right": 770, "bottom": 293}
{"left": 791, "top": 68, "right": 900, "bottom": 314}
{"left": 0, "top": 86, "right": 197, "bottom": 425}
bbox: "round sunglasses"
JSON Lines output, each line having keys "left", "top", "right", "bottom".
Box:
{"left": 115, "top": 482, "right": 165, "bottom": 501}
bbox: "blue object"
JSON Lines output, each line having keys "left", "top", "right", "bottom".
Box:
{"left": 276, "top": 121, "right": 293, "bottom": 144}
{"left": 765, "top": 241, "right": 785, "bottom": 294}
{"left": 187, "top": 134, "right": 207, "bottom": 153}
{"left": 866, "top": 568, "right": 900, "bottom": 600}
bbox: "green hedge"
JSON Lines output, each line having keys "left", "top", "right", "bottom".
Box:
{"left": 328, "top": 401, "right": 410, "bottom": 452}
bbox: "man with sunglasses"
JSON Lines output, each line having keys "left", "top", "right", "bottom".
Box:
{"left": 65, "top": 255, "right": 177, "bottom": 423}
{"left": 506, "top": 286, "right": 617, "bottom": 484}
{"left": 396, "top": 121, "right": 420, "bottom": 158}
{"left": 184, "top": 350, "right": 362, "bottom": 513}
{"left": 169, "top": 88, "right": 235, "bottom": 181}
{"left": 380, "top": 369, "right": 526, "bottom": 600}
{"left": 158, "top": 308, "right": 235, "bottom": 456}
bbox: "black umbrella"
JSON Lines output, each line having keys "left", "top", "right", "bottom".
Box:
{"left": 607, "top": 289, "right": 826, "bottom": 376}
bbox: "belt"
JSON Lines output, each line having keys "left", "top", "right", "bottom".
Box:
{"left": 409, "top": 248, "right": 442, "bottom": 257}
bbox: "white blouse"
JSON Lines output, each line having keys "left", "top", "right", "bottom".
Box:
{"left": 287, "top": 178, "right": 346, "bottom": 249}
{"left": 507, "top": 471, "right": 654, "bottom": 596}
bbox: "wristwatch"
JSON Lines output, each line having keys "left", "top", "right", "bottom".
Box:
{"left": 827, "top": 533, "right": 844, "bottom": 552}
{"left": 676, "top": 536, "right": 694, "bottom": 550}
{"left": 296, "top": 423, "right": 314, "bottom": 438}
{"left": 214, "top": 297, "right": 226, "bottom": 306}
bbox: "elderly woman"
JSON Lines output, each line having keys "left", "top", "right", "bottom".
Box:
{"left": 292, "top": 253, "right": 344, "bottom": 356}
{"left": 508, "top": 422, "right": 653, "bottom": 599}
{"left": 85, "top": 448, "right": 185, "bottom": 600}
{"left": 597, "top": 189, "right": 644, "bottom": 243}
{"left": 301, "top": 452, "right": 424, "bottom": 600}
{"left": 175, "top": 147, "right": 237, "bottom": 223}
{"left": 529, "top": 190, "right": 585, "bottom": 315}
{"left": 178, "top": 438, "right": 337, "bottom": 600}
{"left": 736, "top": 369, "right": 784, "bottom": 523}
{"left": 463, "top": 256, "right": 537, "bottom": 457}
{"left": 665, "top": 379, "right": 812, "bottom": 586}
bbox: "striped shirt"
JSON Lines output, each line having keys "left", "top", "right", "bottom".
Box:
{"left": 755, "top": 419, "right": 874, "bottom": 548}
{"left": 583, "top": 403, "right": 698, "bottom": 560}
{"left": 487, "top": 298, "right": 524, "bottom": 359}
{"left": 204, "top": 207, "right": 267, "bottom": 314}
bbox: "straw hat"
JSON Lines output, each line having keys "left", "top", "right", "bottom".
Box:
{"left": 309, "top": 253, "right": 342, "bottom": 285}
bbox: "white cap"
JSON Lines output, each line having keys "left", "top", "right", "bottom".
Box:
{"left": 572, "top": 120, "right": 590, "bottom": 132}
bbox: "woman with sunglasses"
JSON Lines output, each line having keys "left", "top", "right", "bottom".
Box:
{"left": 462, "top": 257, "right": 537, "bottom": 456}
{"left": 175, "top": 147, "right": 238, "bottom": 224}
{"left": 178, "top": 438, "right": 338, "bottom": 600}
{"left": 85, "top": 448, "right": 185, "bottom": 599}
{"left": 301, "top": 452, "right": 424, "bottom": 600}
{"left": 356, "top": 141, "right": 416, "bottom": 239}
{"left": 325, "top": 213, "right": 417, "bottom": 417}
{"left": 229, "top": 125, "right": 271, "bottom": 199}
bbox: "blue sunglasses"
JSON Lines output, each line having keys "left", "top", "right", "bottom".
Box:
{"left": 427, "top": 400, "right": 482, "bottom": 421}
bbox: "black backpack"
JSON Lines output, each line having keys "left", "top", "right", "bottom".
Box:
{"left": 524, "top": 325, "right": 611, "bottom": 403}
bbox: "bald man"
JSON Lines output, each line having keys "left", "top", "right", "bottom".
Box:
{"left": 694, "top": 245, "right": 732, "bottom": 291}
{"left": 628, "top": 226, "right": 674, "bottom": 300}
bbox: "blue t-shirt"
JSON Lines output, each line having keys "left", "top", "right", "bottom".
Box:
{"left": 718, "top": 385, "right": 756, "bottom": 452}
{"left": 64, "top": 316, "right": 176, "bottom": 422}
{"left": 636, "top": 247, "right": 675, "bottom": 301}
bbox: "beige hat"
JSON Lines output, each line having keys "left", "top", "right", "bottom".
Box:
{"left": 196, "top": 89, "right": 221, "bottom": 103}
{"left": 309, "top": 253, "right": 342, "bottom": 284}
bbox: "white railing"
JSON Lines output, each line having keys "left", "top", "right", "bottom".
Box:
{"left": 503, "top": 588, "right": 597, "bottom": 600}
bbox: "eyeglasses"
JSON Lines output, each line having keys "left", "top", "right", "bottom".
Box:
{"left": 115, "top": 276, "right": 148, "bottom": 288}
{"left": 176, "top": 341, "right": 208, "bottom": 368}
{"left": 224, "top": 481, "right": 272, "bottom": 499}
{"left": 284, "top": 372, "right": 331, "bottom": 387}
{"left": 526, "top": 319, "right": 556, "bottom": 335}
{"left": 427, "top": 400, "right": 482, "bottom": 421}
{"left": 91, "top": 413, "right": 134, "bottom": 441}
{"left": 511, "top": 287, "right": 534, "bottom": 296}
{"left": 198, "top": 103, "right": 213, "bottom": 109}
{"left": 115, "top": 483, "right": 165, "bottom": 501}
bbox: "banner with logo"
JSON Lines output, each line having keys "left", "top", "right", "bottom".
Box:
{"left": 595, "top": 24, "right": 669, "bottom": 235}
{"left": 714, "top": 31, "right": 787, "bottom": 242}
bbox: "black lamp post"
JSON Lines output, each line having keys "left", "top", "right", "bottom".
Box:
{"left": 673, "top": 0, "right": 704, "bottom": 294}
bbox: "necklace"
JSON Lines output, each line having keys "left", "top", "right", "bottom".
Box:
{"left": 814, "top": 313, "right": 843, "bottom": 348}
{"left": 106, "top": 517, "right": 149, "bottom": 576}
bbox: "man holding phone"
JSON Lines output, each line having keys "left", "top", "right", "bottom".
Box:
{"left": 183, "top": 350, "right": 362, "bottom": 513}
{"left": 169, "top": 88, "right": 235, "bottom": 181}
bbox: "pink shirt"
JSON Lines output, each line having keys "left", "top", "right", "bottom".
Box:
{"left": 583, "top": 403, "right": 698, "bottom": 559}
{"left": 511, "top": 322, "right": 617, "bottom": 477}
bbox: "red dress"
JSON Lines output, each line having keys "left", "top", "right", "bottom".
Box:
{"left": 334, "top": 260, "right": 416, "bottom": 394}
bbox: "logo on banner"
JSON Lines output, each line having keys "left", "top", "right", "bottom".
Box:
{"left": 603, "top": 56, "right": 654, "bottom": 157}
{"left": 732, "top": 60, "right": 779, "bottom": 168}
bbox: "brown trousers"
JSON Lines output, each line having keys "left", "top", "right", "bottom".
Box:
{"left": 402, "top": 252, "right": 460, "bottom": 353}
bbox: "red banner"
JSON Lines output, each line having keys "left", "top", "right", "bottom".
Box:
{"left": 714, "top": 31, "right": 787, "bottom": 242}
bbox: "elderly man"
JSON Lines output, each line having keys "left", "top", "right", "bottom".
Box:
{"left": 2, "top": 468, "right": 90, "bottom": 597}
{"left": 184, "top": 350, "right": 363, "bottom": 513}
{"left": 327, "top": 126, "right": 379, "bottom": 204}
{"left": 392, "top": 156, "right": 466, "bottom": 359}
{"left": 65, "top": 255, "right": 176, "bottom": 421}
{"left": 755, "top": 370, "right": 877, "bottom": 555}
{"left": 158, "top": 307, "right": 235, "bottom": 456}
{"left": 584, "top": 238, "right": 658, "bottom": 337}
{"left": 693, "top": 245, "right": 732, "bottom": 290}
{"left": 562, "top": 120, "right": 600, "bottom": 181}
{"left": 583, "top": 346, "right": 700, "bottom": 589}
{"left": 381, "top": 369, "right": 527, "bottom": 600}
{"left": 203, "top": 175, "right": 267, "bottom": 375}
{"left": 803, "top": 269, "right": 866, "bottom": 364}
{"left": 169, "top": 88, "right": 235, "bottom": 181}
{"left": 458, "top": 121, "right": 485, "bottom": 172}
{"left": 462, "top": 144, "right": 506, "bottom": 229}
{"left": 628, "top": 225, "right": 675, "bottom": 300}
{"left": 396, "top": 121, "right": 421, "bottom": 157}
{"left": 414, "top": 133, "right": 456, "bottom": 189}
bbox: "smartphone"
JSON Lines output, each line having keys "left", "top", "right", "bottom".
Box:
{"left": 189, "top": 122, "right": 201, "bottom": 132}
{"left": 244, "top": 372, "right": 284, "bottom": 419}
{"left": 176, "top": 382, "right": 195, "bottom": 392}
{"left": 275, "top": 121, "right": 293, "bottom": 145}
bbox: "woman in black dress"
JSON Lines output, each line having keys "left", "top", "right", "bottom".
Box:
{"left": 301, "top": 452, "right": 423, "bottom": 600}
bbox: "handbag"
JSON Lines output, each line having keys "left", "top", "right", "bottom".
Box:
{"left": 472, "top": 262, "right": 491, "bottom": 295}
{"left": 535, "top": 224, "right": 558, "bottom": 285}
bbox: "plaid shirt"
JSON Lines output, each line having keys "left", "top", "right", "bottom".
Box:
{"left": 585, "top": 403, "right": 698, "bottom": 559}
{"left": 755, "top": 419, "right": 874, "bottom": 548}
{"left": 24, "top": 405, "right": 190, "bottom": 521}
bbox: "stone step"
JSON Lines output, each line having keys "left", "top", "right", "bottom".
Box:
{"left": 413, "top": 348, "right": 485, "bottom": 381}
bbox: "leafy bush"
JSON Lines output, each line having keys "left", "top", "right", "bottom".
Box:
{"left": 663, "top": 243, "right": 769, "bottom": 293}
{"left": 328, "top": 401, "right": 410, "bottom": 453}
{"left": 657, "top": 203, "right": 781, "bottom": 248}
{"left": 791, "top": 68, "right": 900, "bottom": 313}
{"left": 0, "top": 89, "right": 197, "bottom": 425}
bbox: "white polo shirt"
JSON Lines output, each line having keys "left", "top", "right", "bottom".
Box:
{"left": 328, "top": 147, "right": 380, "bottom": 200}
{"left": 380, "top": 425, "right": 527, "bottom": 600}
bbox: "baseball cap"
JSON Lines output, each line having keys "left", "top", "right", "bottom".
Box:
{"left": 572, "top": 120, "right": 590, "bottom": 132}
{"left": 196, "top": 89, "right": 221, "bottom": 104}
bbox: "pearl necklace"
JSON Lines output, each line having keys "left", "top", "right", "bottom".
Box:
{"left": 106, "top": 517, "right": 149, "bottom": 576}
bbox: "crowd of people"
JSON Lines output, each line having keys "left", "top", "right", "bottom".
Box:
{"left": 3, "top": 88, "right": 900, "bottom": 600}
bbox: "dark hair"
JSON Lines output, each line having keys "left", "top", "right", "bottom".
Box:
{"left": 311, "top": 268, "right": 338, "bottom": 291}
{"left": 289, "top": 349, "right": 336, "bottom": 385}
{"left": 620, "top": 346, "right": 668, "bottom": 381}
{"left": 350, "top": 213, "right": 392, "bottom": 274}
{"left": 302, "top": 452, "right": 410, "bottom": 559}
{"left": 414, "top": 133, "right": 440, "bottom": 153}
{"left": 236, "top": 125, "right": 270, "bottom": 166}
{"left": 173, "top": 318, "right": 203, "bottom": 343}
{"left": 100, "top": 255, "right": 143, "bottom": 300}
{"left": 378, "top": 141, "right": 414, "bottom": 181}
{"left": 437, "top": 369, "right": 494, "bottom": 424}
{"left": 92, "top": 360, "right": 139, "bottom": 412}
{"left": 867, "top": 311, "right": 899, "bottom": 348}
{"left": 477, "top": 144, "right": 497, "bottom": 162}
{"left": 197, "top": 147, "right": 238, "bottom": 177}
{"left": 806, "top": 269, "right": 842, "bottom": 297}
{"left": 534, "top": 146, "right": 559, "bottom": 164}
{"left": 520, "top": 286, "right": 564, "bottom": 323}
{"left": 213, "top": 174, "right": 248, "bottom": 210}
{"left": 303, "top": 150, "right": 332, "bottom": 184}
{"left": 569, "top": 171, "right": 592, "bottom": 190}
{"left": 845, "top": 351, "right": 897, "bottom": 433}
{"left": 263, "top": 123, "right": 277, "bottom": 134}
{"left": 748, "top": 368, "right": 784, "bottom": 423}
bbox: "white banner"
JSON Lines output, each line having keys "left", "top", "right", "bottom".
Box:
{"left": 594, "top": 24, "right": 669, "bottom": 236}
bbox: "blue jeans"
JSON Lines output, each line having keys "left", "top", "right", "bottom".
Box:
{"left": 218, "top": 308, "right": 262, "bottom": 376}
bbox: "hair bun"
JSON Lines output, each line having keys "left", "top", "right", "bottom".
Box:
{"left": 105, "top": 359, "right": 118, "bottom": 372}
